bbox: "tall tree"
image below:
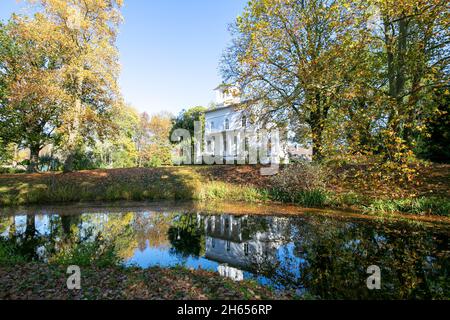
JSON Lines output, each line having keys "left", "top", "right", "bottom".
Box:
{"left": 222, "top": 0, "right": 369, "bottom": 160}
{"left": 372, "top": 0, "right": 449, "bottom": 159}
{"left": 171, "top": 106, "right": 206, "bottom": 158}
{"left": 134, "top": 112, "right": 152, "bottom": 167}
{"left": 26, "top": 0, "right": 124, "bottom": 172}
{"left": 147, "top": 112, "right": 174, "bottom": 167}
{"left": 0, "top": 20, "right": 68, "bottom": 172}
{"left": 94, "top": 102, "right": 140, "bottom": 168}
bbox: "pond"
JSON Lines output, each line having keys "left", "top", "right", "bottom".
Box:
{"left": 0, "top": 203, "right": 449, "bottom": 299}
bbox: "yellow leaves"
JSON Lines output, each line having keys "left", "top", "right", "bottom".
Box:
{"left": 0, "top": 0, "right": 125, "bottom": 160}
{"left": 21, "top": 0, "right": 123, "bottom": 133}
{"left": 415, "top": 125, "right": 426, "bottom": 133}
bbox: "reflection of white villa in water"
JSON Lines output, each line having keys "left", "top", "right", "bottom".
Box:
{"left": 218, "top": 264, "right": 244, "bottom": 281}
{"left": 202, "top": 214, "right": 289, "bottom": 281}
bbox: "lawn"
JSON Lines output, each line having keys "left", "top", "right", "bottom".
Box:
{"left": 0, "top": 164, "right": 449, "bottom": 216}
{"left": 0, "top": 166, "right": 269, "bottom": 206}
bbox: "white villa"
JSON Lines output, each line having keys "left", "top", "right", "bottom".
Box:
{"left": 204, "top": 84, "right": 312, "bottom": 163}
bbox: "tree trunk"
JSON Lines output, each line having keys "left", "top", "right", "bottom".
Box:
{"left": 396, "top": 16, "right": 408, "bottom": 103}
{"left": 64, "top": 76, "right": 83, "bottom": 173}
{"left": 311, "top": 126, "right": 324, "bottom": 162}
{"left": 385, "top": 14, "right": 409, "bottom": 134}
{"left": 27, "top": 145, "right": 41, "bottom": 173}
{"left": 383, "top": 15, "right": 396, "bottom": 98}
{"left": 309, "top": 93, "right": 327, "bottom": 162}
{"left": 63, "top": 97, "right": 81, "bottom": 173}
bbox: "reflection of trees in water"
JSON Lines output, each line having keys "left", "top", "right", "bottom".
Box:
{"left": 20, "top": 216, "right": 40, "bottom": 261}
{"left": 0, "top": 213, "right": 139, "bottom": 265}
{"left": 51, "top": 215, "right": 82, "bottom": 257}
{"left": 1, "top": 212, "right": 448, "bottom": 299}
{"left": 55, "top": 212, "right": 139, "bottom": 263}
{"left": 168, "top": 213, "right": 205, "bottom": 258}
{"left": 240, "top": 216, "right": 270, "bottom": 242}
{"left": 133, "top": 212, "right": 175, "bottom": 251}
{"left": 61, "top": 215, "right": 81, "bottom": 240}
{"left": 0, "top": 215, "right": 45, "bottom": 262}
{"left": 102, "top": 213, "right": 137, "bottom": 260}
{"left": 256, "top": 216, "right": 450, "bottom": 299}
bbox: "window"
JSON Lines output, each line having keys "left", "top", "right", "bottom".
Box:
{"left": 212, "top": 239, "right": 215, "bottom": 248}
{"left": 210, "top": 121, "right": 214, "bottom": 130}
{"left": 242, "top": 115, "right": 247, "bottom": 128}
{"left": 225, "top": 118, "right": 230, "bottom": 130}
{"left": 225, "top": 218, "right": 229, "bottom": 229}
{"left": 244, "top": 243, "right": 249, "bottom": 256}
{"left": 226, "top": 241, "right": 231, "bottom": 252}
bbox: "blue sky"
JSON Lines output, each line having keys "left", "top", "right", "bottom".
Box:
{"left": 0, "top": 0, "right": 247, "bottom": 116}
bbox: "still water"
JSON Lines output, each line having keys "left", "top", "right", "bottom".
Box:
{"left": 0, "top": 204, "right": 449, "bottom": 299}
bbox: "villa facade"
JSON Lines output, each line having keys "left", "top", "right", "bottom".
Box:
{"left": 204, "top": 84, "right": 312, "bottom": 163}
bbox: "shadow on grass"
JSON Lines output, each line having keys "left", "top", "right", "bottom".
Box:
{"left": 0, "top": 167, "right": 203, "bottom": 206}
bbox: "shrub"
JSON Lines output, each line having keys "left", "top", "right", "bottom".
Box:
{"left": 271, "top": 162, "right": 328, "bottom": 193}
{"left": 269, "top": 162, "right": 329, "bottom": 206}
{"left": 70, "top": 147, "right": 101, "bottom": 171}
{"left": 146, "top": 155, "right": 163, "bottom": 168}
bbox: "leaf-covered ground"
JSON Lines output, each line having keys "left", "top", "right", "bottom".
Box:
{"left": 0, "top": 263, "right": 289, "bottom": 300}
{"left": 328, "top": 163, "right": 450, "bottom": 199}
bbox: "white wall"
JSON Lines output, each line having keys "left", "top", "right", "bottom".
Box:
{"left": 205, "top": 106, "right": 246, "bottom": 134}
{"left": 204, "top": 106, "right": 297, "bottom": 163}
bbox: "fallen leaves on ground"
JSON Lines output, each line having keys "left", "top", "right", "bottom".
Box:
{"left": 0, "top": 263, "right": 289, "bottom": 300}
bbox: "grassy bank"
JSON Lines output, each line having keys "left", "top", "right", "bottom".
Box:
{"left": 0, "top": 167, "right": 268, "bottom": 205}
{"left": 0, "top": 165, "right": 449, "bottom": 216}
